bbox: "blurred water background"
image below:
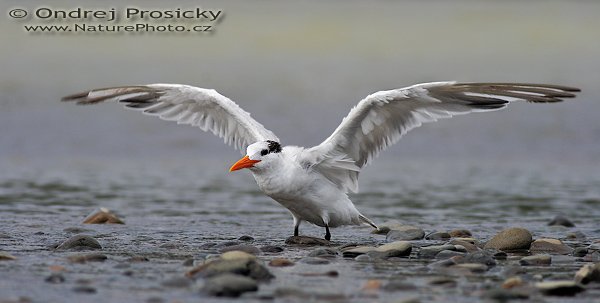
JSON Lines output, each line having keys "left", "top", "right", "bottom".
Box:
{"left": 0, "top": 1, "right": 600, "bottom": 301}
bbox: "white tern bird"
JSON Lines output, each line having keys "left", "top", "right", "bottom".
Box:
{"left": 63, "top": 82, "right": 579, "bottom": 240}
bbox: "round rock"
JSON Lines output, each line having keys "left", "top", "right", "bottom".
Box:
{"left": 548, "top": 215, "right": 575, "bottom": 227}
{"left": 56, "top": 235, "right": 102, "bottom": 251}
{"left": 202, "top": 273, "right": 258, "bottom": 297}
{"left": 483, "top": 227, "right": 532, "bottom": 251}
{"left": 519, "top": 254, "right": 551, "bottom": 266}
{"left": 219, "top": 244, "right": 261, "bottom": 255}
{"left": 574, "top": 263, "right": 600, "bottom": 284}
{"left": 386, "top": 226, "right": 425, "bottom": 241}
{"left": 530, "top": 238, "right": 573, "bottom": 255}
{"left": 535, "top": 281, "right": 585, "bottom": 296}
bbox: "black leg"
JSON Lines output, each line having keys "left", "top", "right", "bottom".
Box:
{"left": 324, "top": 225, "right": 331, "bottom": 241}
{"left": 294, "top": 225, "right": 299, "bottom": 237}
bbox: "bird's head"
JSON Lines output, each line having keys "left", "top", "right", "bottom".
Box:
{"left": 229, "top": 140, "right": 282, "bottom": 172}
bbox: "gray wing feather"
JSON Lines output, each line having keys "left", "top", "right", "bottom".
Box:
{"left": 62, "top": 84, "right": 279, "bottom": 153}
{"left": 305, "top": 81, "right": 579, "bottom": 193}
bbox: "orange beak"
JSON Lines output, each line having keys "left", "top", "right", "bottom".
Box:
{"left": 229, "top": 155, "right": 261, "bottom": 172}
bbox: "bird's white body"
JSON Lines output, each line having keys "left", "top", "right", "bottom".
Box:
{"left": 62, "top": 81, "right": 579, "bottom": 239}
{"left": 251, "top": 146, "right": 364, "bottom": 228}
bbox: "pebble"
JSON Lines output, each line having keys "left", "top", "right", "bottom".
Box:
{"left": 67, "top": 253, "right": 108, "bottom": 263}
{"left": 435, "top": 250, "right": 465, "bottom": 259}
{"left": 574, "top": 263, "right": 600, "bottom": 284}
{"left": 583, "top": 251, "right": 600, "bottom": 262}
{"left": 182, "top": 258, "right": 195, "bottom": 266}
{"left": 341, "top": 246, "right": 375, "bottom": 258}
{"left": 548, "top": 215, "right": 575, "bottom": 227}
{"left": 483, "top": 288, "right": 529, "bottom": 301}
{"left": 385, "top": 225, "right": 425, "bottom": 241}
{"left": 373, "top": 241, "right": 412, "bottom": 258}
{"left": 418, "top": 245, "right": 456, "bottom": 258}
{"left": 268, "top": 258, "right": 295, "bottom": 267}
{"left": 260, "top": 245, "right": 284, "bottom": 253}
{"left": 449, "top": 229, "right": 472, "bottom": 238}
{"left": 451, "top": 263, "right": 488, "bottom": 273}
{"left": 220, "top": 250, "right": 257, "bottom": 261}
{"left": 370, "top": 220, "right": 405, "bottom": 234}
{"left": 448, "top": 239, "right": 479, "bottom": 253}
{"left": 220, "top": 244, "right": 261, "bottom": 255}
{"left": 238, "top": 235, "right": 254, "bottom": 241}
{"left": 425, "top": 231, "right": 451, "bottom": 240}
{"left": 308, "top": 248, "right": 338, "bottom": 258}
{"left": 535, "top": 281, "right": 585, "bottom": 296}
{"left": 519, "top": 254, "right": 552, "bottom": 266}
{"left": 530, "top": 238, "right": 573, "bottom": 255}
{"left": 573, "top": 247, "right": 588, "bottom": 257}
{"left": 186, "top": 258, "right": 273, "bottom": 281}
{"left": 0, "top": 251, "right": 17, "bottom": 260}
{"left": 566, "top": 231, "right": 586, "bottom": 240}
{"left": 55, "top": 235, "right": 102, "bottom": 251}
{"left": 82, "top": 207, "right": 125, "bottom": 224}
{"left": 502, "top": 276, "right": 525, "bottom": 289}
{"left": 45, "top": 273, "right": 65, "bottom": 284}
{"left": 285, "top": 236, "right": 330, "bottom": 246}
{"left": 483, "top": 227, "right": 532, "bottom": 251}
{"left": 202, "top": 273, "right": 258, "bottom": 297}
{"left": 462, "top": 251, "right": 497, "bottom": 267}
{"left": 428, "top": 276, "right": 457, "bottom": 287}
{"left": 72, "top": 286, "right": 97, "bottom": 294}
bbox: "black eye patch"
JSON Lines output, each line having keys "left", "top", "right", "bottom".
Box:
{"left": 260, "top": 149, "right": 268, "bottom": 156}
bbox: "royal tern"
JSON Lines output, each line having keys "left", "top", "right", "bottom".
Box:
{"left": 63, "top": 82, "right": 580, "bottom": 240}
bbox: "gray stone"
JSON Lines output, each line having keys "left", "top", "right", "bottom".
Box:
{"left": 373, "top": 241, "right": 412, "bottom": 258}
{"left": 238, "top": 235, "right": 254, "bottom": 241}
{"left": 182, "top": 258, "right": 195, "bottom": 266}
{"left": 449, "top": 239, "right": 479, "bottom": 253}
{"left": 530, "top": 238, "right": 573, "bottom": 255}
{"left": 483, "top": 288, "right": 529, "bottom": 301}
{"left": 308, "top": 248, "right": 338, "bottom": 258}
{"left": 435, "top": 250, "right": 465, "bottom": 259}
{"left": 449, "top": 229, "right": 472, "bottom": 238}
{"left": 548, "top": 215, "right": 575, "bottom": 227}
{"left": 535, "top": 281, "right": 585, "bottom": 296}
{"left": 574, "top": 263, "right": 600, "bottom": 284}
{"left": 520, "top": 254, "right": 552, "bottom": 266}
{"left": 418, "top": 245, "right": 456, "bottom": 258}
{"left": 202, "top": 273, "right": 258, "bottom": 297}
{"left": 386, "top": 226, "right": 425, "bottom": 241}
{"left": 573, "top": 247, "right": 588, "bottom": 257}
{"left": 219, "top": 245, "right": 261, "bottom": 256}
{"left": 285, "top": 236, "right": 330, "bottom": 246}
{"left": 187, "top": 258, "right": 273, "bottom": 281}
{"left": 484, "top": 227, "right": 532, "bottom": 251}
{"left": 67, "top": 253, "right": 107, "bottom": 263}
{"left": 72, "top": 286, "right": 97, "bottom": 294}
{"left": 56, "top": 235, "right": 102, "bottom": 251}
{"left": 451, "top": 263, "right": 488, "bottom": 273}
{"left": 45, "top": 273, "right": 65, "bottom": 284}
{"left": 462, "top": 251, "right": 497, "bottom": 267}
{"left": 425, "top": 231, "right": 451, "bottom": 240}
{"left": 260, "top": 245, "right": 284, "bottom": 253}
{"left": 341, "top": 246, "right": 375, "bottom": 258}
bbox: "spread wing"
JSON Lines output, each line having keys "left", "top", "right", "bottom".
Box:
{"left": 62, "top": 84, "right": 279, "bottom": 153}
{"left": 304, "top": 82, "right": 580, "bottom": 193}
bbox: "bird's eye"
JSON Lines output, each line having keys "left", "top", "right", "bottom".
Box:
{"left": 260, "top": 149, "right": 268, "bottom": 156}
